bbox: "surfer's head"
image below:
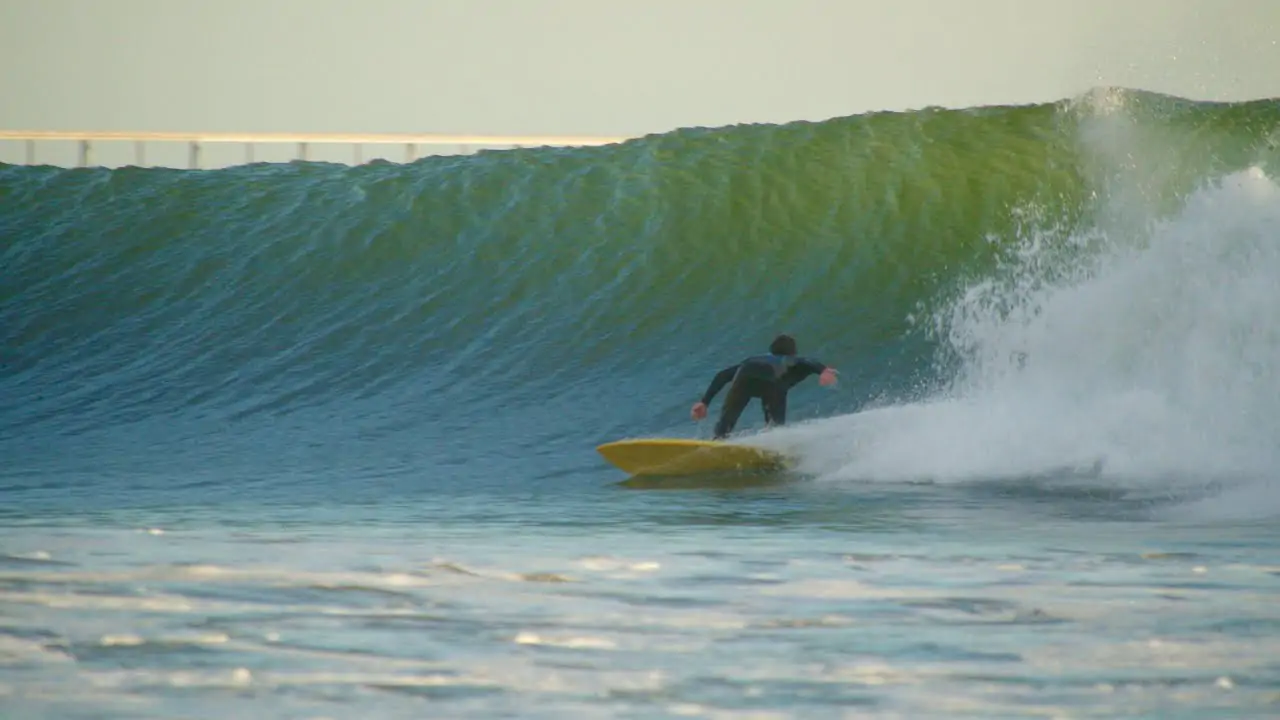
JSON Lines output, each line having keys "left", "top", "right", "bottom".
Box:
{"left": 769, "top": 334, "right": 797, "bottom": 356}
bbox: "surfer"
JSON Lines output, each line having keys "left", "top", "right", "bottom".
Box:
{"left": 691, "top": 334, "right": 837, "bottom": 439}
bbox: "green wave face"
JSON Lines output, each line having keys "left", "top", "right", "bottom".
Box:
{"left": 2, "top": 89, "right": 1278, "bottom": 480}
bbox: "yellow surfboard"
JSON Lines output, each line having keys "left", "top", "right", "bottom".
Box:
{"left": 596, "top": 437, "right": 787, "bottom": 477}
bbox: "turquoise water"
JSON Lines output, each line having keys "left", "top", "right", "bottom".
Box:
{"left": 2, "top": 88, "right": 1280, "bottom": 717}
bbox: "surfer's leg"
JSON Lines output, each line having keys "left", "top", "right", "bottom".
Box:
{"left": 713, "top": 380, "right": 753, "bottom": 439}
{"left": 762, "top": 386, "right": 787, "bottom": 427}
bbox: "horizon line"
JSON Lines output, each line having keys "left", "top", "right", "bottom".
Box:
{"left": 0, "top": 130, "right": 640, "bottom": 168}
{"left": 0, "top": 130, "right": 635, "bottom": 146}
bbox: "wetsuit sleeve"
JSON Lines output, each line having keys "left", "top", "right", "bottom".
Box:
{"left": 700, "top": 365, "right": 739, "bottom": 405}
{"left": 781, "top": 357, "right": 827, "bottom": 389}
{"left": 796, "top": 357, "right": 827, "bottom": 374}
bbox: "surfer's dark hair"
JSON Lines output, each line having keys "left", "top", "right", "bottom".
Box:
{"left": 769, "top": 334, "right": 797, "bottom": 356}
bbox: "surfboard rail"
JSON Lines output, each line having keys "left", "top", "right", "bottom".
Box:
{"left": 595, "top": 437, "right": 786, "bottom": 477}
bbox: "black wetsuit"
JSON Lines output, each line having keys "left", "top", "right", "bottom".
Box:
{"left": 699, "top": 353, "right": 827, "bottom": 439}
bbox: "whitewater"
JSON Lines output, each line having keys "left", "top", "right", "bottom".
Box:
{"left": 1, "top": 88, "right": 1278, "bottom": 718}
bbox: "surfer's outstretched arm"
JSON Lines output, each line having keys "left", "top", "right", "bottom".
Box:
{"left": 796, "top": 357, "right": 827, "bottom": 375}
{"left": 700, "top": 365, "right": 739, "bottom": 405}
{"left": 781, "top": 357, "right": 838, "bottom": 389}
{"left": 691, "top": 365, "right": 738, "bottom": 420}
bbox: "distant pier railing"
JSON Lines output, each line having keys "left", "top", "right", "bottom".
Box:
{"left": 0, "top": 130, "right": 633, "bottom": 168}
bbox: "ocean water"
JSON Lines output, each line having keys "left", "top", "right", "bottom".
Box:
{"left": 2, "top": 87, "right": 1279, "bottom": 718}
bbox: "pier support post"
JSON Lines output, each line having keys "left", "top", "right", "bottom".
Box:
{"left": 0, "top": 131, "right": 627, "bottom": 169}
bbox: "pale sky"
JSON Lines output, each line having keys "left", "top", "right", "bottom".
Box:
{"left": 1, "top": 0, "right": 1278, "bottom": 137}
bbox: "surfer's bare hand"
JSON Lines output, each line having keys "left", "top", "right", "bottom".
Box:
{"left": 691, "top": 402, "right": 708, "bottom": 420}
{"left": 819, "top": 368, "right": 838, "bottom": 387}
